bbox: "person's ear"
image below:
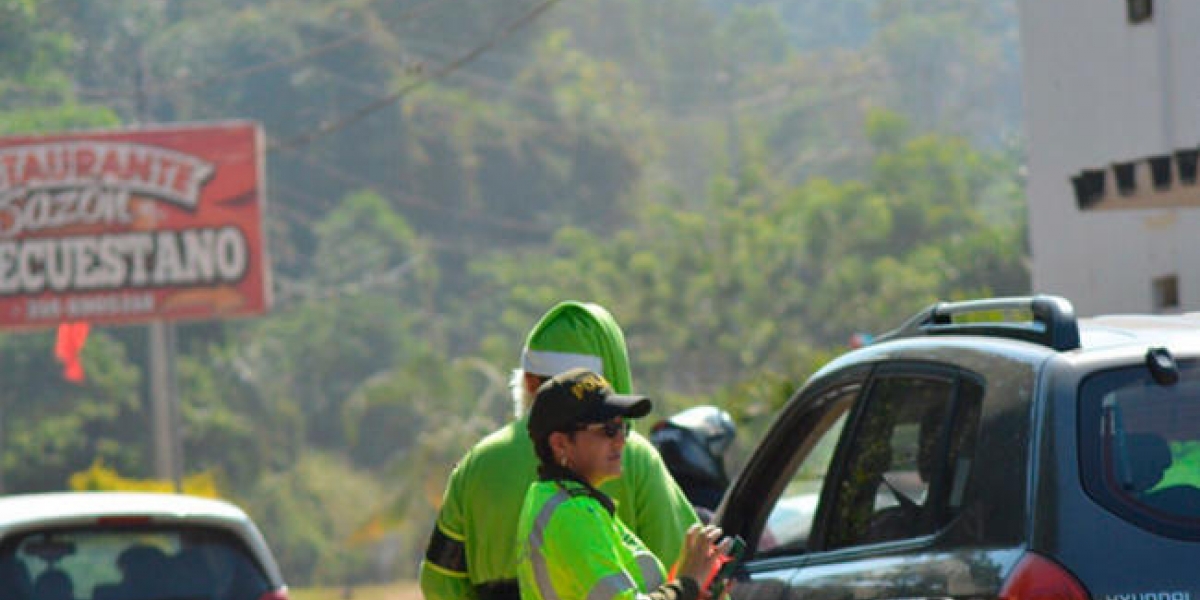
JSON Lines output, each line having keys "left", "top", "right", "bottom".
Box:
{"left": 548, "top": 431, "right": 571, "bottom": 457}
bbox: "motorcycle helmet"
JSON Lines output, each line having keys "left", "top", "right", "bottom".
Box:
{"left": 651, "top": 405, "right": 737, "bottom": 511}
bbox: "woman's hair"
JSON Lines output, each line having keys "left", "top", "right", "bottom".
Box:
{"left": 532, "top": 433, "right": 557, "bottom": 470}
{"left": 532, "top": 423, "right": 577, "bottom": 471}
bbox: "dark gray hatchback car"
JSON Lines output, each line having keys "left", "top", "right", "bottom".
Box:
{"left": 717, "top": 295, "right": 1200, "bottom": 600}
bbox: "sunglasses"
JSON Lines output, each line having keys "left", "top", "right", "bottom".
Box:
{"left": 577, "top": 420, "right": 631, "bottom": 439}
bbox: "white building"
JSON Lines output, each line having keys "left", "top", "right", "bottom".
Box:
{"left": 1020, "top": 0, "right": 1200, "bottom": 315}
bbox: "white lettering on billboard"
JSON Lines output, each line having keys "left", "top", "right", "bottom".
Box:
{"left": 0, "top": 227, "right": 249, "bottom": 295}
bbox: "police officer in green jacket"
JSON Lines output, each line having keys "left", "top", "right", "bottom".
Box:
{"left": 420, "top": 302, "right": 699, "bottom": 600}
{"left": 517, "top": 368, "right": 725, "bottom": 600}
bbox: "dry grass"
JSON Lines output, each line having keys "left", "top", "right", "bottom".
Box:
{"left": 291, "top": 580, "right": 421, "bottom": 600}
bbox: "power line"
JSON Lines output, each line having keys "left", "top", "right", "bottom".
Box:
{"left": 162, "top": 81, "right": 554, "bottom": 237}
{"left": 271, "top": 142, "right": 552, "bottom": 234}
{"left": 272, "top": 254, "right": 425, "bottom": 307}
{"left": 76, "top": 0, "right": 453, "bottom": 99}
{"left": 269, "top": 0, "right": 560, "bottom": 151}
{"left": 270, "top": 182, "right": 511, "bottom": 262}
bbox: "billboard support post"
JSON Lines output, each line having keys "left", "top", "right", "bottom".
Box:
{"left": 148, "top": 320, "right": 181, "bottom": 490}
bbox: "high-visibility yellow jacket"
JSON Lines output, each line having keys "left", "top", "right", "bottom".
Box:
{"left": 419, "top": 417, "right": 698, "bottom": 600}
{"left": 516, "top": 477, "right": 666, "bottom": 600}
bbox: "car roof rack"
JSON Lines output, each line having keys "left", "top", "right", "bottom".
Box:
{"left": 874, "top": 294, "right": 1081, "bottom": 351}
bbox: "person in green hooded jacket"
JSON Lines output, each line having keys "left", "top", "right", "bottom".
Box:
{"left": 420, "top": 302, "right": 699, "bottom": 600}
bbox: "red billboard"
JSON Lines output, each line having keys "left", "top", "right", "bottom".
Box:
{"left": 0, "top": 121, "right": 271, "bottom": 330}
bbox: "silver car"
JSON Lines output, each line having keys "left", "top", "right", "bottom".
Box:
{"left": 0, "top": 492, "right": 288, "bottom": 600}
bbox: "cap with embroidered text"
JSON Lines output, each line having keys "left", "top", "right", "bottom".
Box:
{"left": 528, "top": 368, "right": 652, "bottom": 443}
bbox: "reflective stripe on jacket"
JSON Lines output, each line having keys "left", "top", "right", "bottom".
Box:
{"left": 420, "top": 419, "right": 698, "bottom": 600}
{"left": 517, "top": 479, "right": 666, "bottom": 600}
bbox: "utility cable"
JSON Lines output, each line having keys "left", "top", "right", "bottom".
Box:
{"left": 169, "top": 86, "right": 553, "bottom": 237}
{"left": 269, "top": 0, "right": 560, "bottom": 151}
{"left": 77, "top": 0, "right": 452, "bottom": 99}
{"left": 272, "top": 254, "right": 424, "bottom": 307}
{"left": 271, "top": 142, "right": 551, "bottom": 233}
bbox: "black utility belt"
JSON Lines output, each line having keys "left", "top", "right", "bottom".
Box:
{"left": 475, "top": 579, "right": 520, "bottom": 600}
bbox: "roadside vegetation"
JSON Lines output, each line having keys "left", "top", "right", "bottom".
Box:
{"left": 0, "top": 0, "right": 1024, "bottom": 587}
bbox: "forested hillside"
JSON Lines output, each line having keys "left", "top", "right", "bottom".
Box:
{"left": 0, "top": 0, "right": 1025, "bottom": 585}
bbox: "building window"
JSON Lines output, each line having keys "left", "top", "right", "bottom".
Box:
{"left": 1072, "top": 169, "right": 1107, "bottom": 210}
{"left": 1152, "top": 275, "right": 1179, "bottom": 312}
{"left": 1178, "top": 149, "right": 1199, "bottom": 185}
{"left": 1149, "top": 155, "right": 1173, "bottom": 191}
{"left": 1128, "top": 0, "right": 1153, "bottom": 23}
{"left": 1114, "top": 162, "right": 1137, "bottom": 196}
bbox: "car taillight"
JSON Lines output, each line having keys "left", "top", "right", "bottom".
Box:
{"left": 1000, "top": 552, "right": 1090, "bottom": 600}
{"left": 258, "top": 588, "right": 289, "bottom": 600}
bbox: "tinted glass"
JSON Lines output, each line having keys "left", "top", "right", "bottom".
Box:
{"left": 1080, "top": 361, "right": 1200, "bottom": 536}
{"left": 824, "top": 372, "right": 981, "bottom": 550}
{"left": 758, "top": 409, "right": 848, "bottom": 555}
{"left": 0, "top": 526, "right": 270, "bottom": 600}
{"left": 720, "top": 374, "right": 863, "bottom": 559}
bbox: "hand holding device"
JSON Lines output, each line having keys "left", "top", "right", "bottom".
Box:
{"left": 704, "top": 535, "right": 745, "bottom": 598}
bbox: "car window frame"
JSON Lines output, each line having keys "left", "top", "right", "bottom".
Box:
{"left": 716, "top": 364, "right": 871, "bottom": 560}
{"left": 809, "top": 361, "right": 984, "bottom": 554}
{"left": 752, "top": 391, "right": 855, "bottom": 558}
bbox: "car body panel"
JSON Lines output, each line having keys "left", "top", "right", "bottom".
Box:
{"left": 717, "top": 298, "right": 1200, "bottom": 600}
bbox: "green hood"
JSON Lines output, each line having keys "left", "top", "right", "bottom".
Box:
{"left": 521, "top": 301, "right": 633, "bottom": 393}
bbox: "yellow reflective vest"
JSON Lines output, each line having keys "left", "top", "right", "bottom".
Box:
{"left": 517, "top": 478, "right": 665, "bottom": 600}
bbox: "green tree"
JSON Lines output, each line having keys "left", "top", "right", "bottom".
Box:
{"left": 173, "top": 341, "right": 296, "bottom": 490}
{"left": 0, "top": 329, "right": 142, "bottom": 492}
{"left": 0, "top": 0, "right": 119, "bottom": 133}
{"left": 346, "top": 351, "right": 507, "bottom": 579}
{"left": 870, "top": 0, "right": 1022, "bottom": 144}
{"left": 472, "top": 113, "right": 1027, "bottom": 400}
{"left": 240, "top": 452, "right": 386, "bottom": 586}
{"left": 238, "top": 191, "right": 436, "bottom": 450}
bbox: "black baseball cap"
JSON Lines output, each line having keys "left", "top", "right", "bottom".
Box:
{"left": 528, "top": 368, "right": 652, "bottom": 443}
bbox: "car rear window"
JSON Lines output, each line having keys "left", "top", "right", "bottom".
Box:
{"left": 1080, "top": 360, "right": 1200, "bottom": 539}
{"left": 0, "top": 525, "right": 271, "bottom": 600}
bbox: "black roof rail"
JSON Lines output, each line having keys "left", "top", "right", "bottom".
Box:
{"left": 874, "top": 294, "right": 1081, "bottom": 351}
